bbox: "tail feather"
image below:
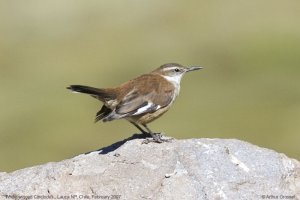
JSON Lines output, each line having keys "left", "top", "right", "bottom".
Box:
{"left": 67, "top": 85, "right": 116, "bottom": 100}
{"left": 95, "top": 105, "right": 112, "bottom": 122}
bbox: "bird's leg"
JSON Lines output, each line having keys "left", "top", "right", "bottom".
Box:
{"left": 130, "top": 122, "right": 151, "bottom": 137}
{"left": 142, "top": 124, "right": 161, "bottom": 140}
{"left": 141, "top": 124, "right": 173, "bottom": 143}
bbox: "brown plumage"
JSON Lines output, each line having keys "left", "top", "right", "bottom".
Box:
{"left": 67, "top": 63, "right": 203, "bottom": 143}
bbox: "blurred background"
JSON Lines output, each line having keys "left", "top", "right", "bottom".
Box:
{"left": 0, "top": 1, "right": 299, "bottom": 172}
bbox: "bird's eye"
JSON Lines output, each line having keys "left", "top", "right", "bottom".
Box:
{"left": 174, "top": 68, "right": 180, "bottom": 72}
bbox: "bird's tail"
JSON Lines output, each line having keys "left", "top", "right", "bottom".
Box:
{"left": 67, "top": 85, "right": 116, "bottom": 101}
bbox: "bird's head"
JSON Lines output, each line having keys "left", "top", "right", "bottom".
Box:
{"left": 153, "top": 63, "right": 203, "bottom": 85}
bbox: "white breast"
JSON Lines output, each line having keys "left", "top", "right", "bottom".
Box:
{"left": 162, "top": 75, "right": 183, "bottom": 98}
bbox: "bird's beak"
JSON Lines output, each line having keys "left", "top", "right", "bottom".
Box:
{"left": 186, "top": 66, "right": 203, "bottom": 72}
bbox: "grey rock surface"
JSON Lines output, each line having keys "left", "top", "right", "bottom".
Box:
{"left": 0, "top": 136, "right": 299, "bottom": 200}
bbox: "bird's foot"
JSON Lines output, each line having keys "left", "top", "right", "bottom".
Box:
{"left": 142, "top": 133, "right": 174, "bottom": 144}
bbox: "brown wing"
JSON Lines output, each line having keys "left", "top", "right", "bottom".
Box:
{"left": 114, "top": 74, "right": 175, "bottom": 116}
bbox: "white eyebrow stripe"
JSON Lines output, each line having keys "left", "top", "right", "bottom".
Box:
{"left": 163, "top": 67, "right": 178, "bottom": 71}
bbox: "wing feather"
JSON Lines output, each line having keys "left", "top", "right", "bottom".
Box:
{"left": 104, "top": 74, "right": 175, "bottom": 121}
{"left": 115, "top": 89, "right": 173, "bottom": 117}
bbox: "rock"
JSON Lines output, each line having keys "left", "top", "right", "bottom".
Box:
{"left": 0, "top": 135, "right": 299, "bottom": 200}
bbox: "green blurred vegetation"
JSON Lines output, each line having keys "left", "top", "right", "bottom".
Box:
{"left": 0, "top": 1, "right": 299, "bottom": 172}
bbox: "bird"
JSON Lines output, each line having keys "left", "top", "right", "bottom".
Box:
{"left": 67, "top": 63, "right": 203, "bottom": 143}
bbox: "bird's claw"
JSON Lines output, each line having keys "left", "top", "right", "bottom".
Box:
{"left": 142, "top": 133, "right": 174, "bottom": 144}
